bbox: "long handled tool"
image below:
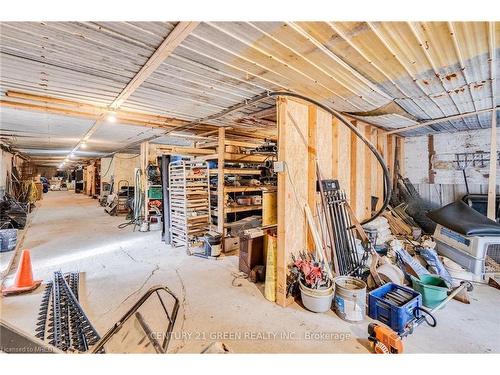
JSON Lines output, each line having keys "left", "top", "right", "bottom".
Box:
{"left": 368, "top": 281, "right": 473, "bottom": 354}
{"left": 304, "top": 203, "right": 334, "bottom": 279}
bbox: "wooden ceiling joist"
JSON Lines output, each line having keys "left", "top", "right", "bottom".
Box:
{"left": 5, "top": 91, "right": 183, "bottom": 125}
{"left": 110, "top": 22, "right": 200, "bottom": 109}
{"left": 2, "top": 91, "right": 276, "bottom": 139}
{"left": 249, "top": 106, "right": 276, "bottom": 119}
{"left": 65, "top": 22, "right": 200, "bottom": 154}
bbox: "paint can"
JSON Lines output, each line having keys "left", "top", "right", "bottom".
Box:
{"left": 203, "top": 232, "right": 222, "bottom": 257}
{"left": 333, "top": 276, "right": 367, "bottom": 322}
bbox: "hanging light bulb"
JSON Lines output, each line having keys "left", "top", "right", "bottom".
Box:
{"left": 81, "top": 141, "right": 87, "bottom": 149}
{"left": 106, "top": 111, "right": 117, "bottom": 123}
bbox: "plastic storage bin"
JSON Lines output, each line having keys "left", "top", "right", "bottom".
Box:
{"left": 0, "top": 229, "right": 17, "bottom": 252}
{"left": 368, "top": 282, "right": 422, "bottom": 334}
{"left": 147, "top": 186, "right": 162, "bottom": 199}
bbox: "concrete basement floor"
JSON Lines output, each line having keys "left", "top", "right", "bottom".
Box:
{"left": 1, "top": 191, "right": 499, "bottom": 353}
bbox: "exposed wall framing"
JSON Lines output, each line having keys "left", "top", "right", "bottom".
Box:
{"left": 275, "top": 97, "right": 403, "bottom": 306}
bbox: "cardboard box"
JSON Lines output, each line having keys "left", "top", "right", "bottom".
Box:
{"left": 223, "top": 236, "right": 240, "bottom": 253}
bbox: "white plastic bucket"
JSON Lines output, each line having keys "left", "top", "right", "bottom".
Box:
{"left": 299, "top": 280, "right": 333, "bottom": 313}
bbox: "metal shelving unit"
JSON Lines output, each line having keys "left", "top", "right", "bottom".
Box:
{"left": 168, "top": 160, "right": 211, "bottom": 248}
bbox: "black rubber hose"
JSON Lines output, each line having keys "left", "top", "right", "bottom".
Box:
{"left": 164, "top": 90, "right": 392, "bottom": 224}
{"left": 267, "top": 91, "right": 392, "bottom": 224}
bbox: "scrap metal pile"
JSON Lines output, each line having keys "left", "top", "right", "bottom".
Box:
{"left": 35, "top": 271, "right": 103, "bottom": 353}
{"left": 0, "top": 193, "right": 29, "bottom": 229}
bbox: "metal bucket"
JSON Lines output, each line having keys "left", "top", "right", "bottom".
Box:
{"left": 333, "top": 276, "right": 367, "bottom": 322}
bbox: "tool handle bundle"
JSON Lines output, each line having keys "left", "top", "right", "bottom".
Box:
{"left": 318, "top": 180, "right": 363, "bottom": 276}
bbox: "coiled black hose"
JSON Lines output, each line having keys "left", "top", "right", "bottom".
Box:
{"left": 164, "top": 91, "right": 392, "bottom": 224}
{"left": 268, "top": 92, "right": 392, "bottom": 224}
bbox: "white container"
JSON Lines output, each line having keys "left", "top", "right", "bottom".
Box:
{"left": 299, "top": 280, "right": 333, "bottom": 313}
{"left": 440, "top": 256, "right": 475, "bottom": 284}
{"left": 333, "top": 276, "right": 367, "bottom": 322}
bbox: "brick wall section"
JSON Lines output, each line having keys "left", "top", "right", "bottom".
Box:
{"left": 404, "top": 128, "right": 499, "bottom": 206}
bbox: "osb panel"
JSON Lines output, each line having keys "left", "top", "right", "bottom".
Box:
{"left": 332, "top": 117, "right": 351, "bottom": 198}
{"left": 276, "top": 97, "right": 402, "bottom": 306}
{"left": 316, "top": 108, "right": 333, "bottom": 179}
{"left": 277, "top": 97, "right": 309, "bottom": 306}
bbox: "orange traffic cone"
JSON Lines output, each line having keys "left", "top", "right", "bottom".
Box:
{"left": 2, "top": 249, "right": 42, "bottom": 296}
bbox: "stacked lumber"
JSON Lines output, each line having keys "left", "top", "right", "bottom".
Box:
{"left": 382, "top": 210, "right": 413, "bottom": 236}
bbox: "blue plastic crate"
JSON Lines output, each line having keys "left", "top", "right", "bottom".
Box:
{"left": 368, "top": 283, "right": 422, "bottom": 334}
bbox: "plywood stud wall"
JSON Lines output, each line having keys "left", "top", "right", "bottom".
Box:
{"left": 276, "top": 97, "right": 403, "bottom": 306}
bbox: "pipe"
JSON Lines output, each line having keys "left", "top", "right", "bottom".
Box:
{"left": 166, "top": 91, "right": 392, "bottom": 224}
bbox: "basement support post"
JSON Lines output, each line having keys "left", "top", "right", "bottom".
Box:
{"left": 217, "top": 127, "right": 226, "bottom": 234}
{"left": 428, "top": 135, "right": 435, "bottom": 184}
{"left": 487, "top": 110, "right": 497, "bottom": 220}
{"left": 140, "top": 142, "right": 150, "bottom": 223}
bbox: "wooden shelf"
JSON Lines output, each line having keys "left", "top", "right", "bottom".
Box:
{"left": 224, "top": 185, "right": 275, "bottom": 193}
{"left": 207, "top": 128, "right": 277, "bottom": 235}
{"left": 199, "top": 152, "right": 268, "bottom": 163}
{"left": 225, "top": 204, "right": 262, "bottom": 213}
{"left": 209, "top": 168, "right": 261, "bottom": 176}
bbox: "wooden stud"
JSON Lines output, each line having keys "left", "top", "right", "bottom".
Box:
{"left": 397, "top": 136, "right": 405, "bottom": 177}
{"left": 276, "top": 97, "right": 288, "bottom": 307}
{"left": 487, "top": 111, "right": 497, "bottom": 220}
{"left": 332, "top": 117, "right": 340, "bottom": 179}
{"left": 316, "top": 106, "right": 333, "bottom": 179}
{"left": 350, "top": 121, "right": 359, "bottom": 216}
{"left": 332, "top": 117, "right": 351, "bottom": 198}
{"left": 387, "top": 134, "right": 395, "bottom": 183}
{"left": 140, "top": 142, "right": 150, "bottom": 222}
{"left": 217, "top": 127, "right": 226, "bottom": 234}
{"left": 428, "top": 135, "right": 436, "bottom": 184}
{"left": 307, "top": 105, "right": 317, "bottom": 252}
{"left": 364, "top": 125, "right": 374, "bottom": 218}
{"left": 376, "top": 129, "right": 385, "bottom": 211}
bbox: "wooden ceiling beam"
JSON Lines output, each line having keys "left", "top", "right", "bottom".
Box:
{"left": 110, "top": 22, "right": 200, "bottom": 109}
{"left": 249, "top": 106, "right": 276, "bottom": 119}
{"left": 64, "top": 22, "right": 200, "bottom": 156}
{"left": 0, "top": 100, "right": 184, "bottom": 130}
{"left": 1, "top": 94, "right": 275, "bottom": 139}
{"left": 5, "top": 91, "right": 183, "bottom": 125}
